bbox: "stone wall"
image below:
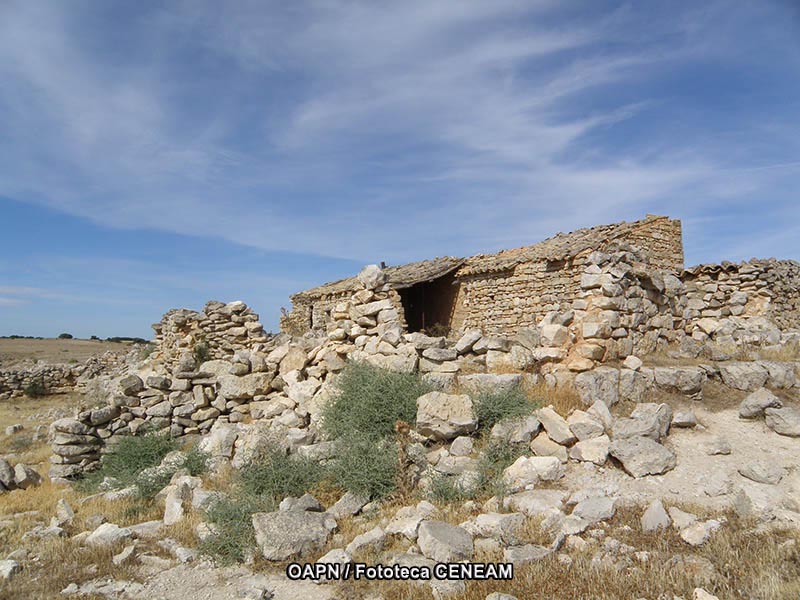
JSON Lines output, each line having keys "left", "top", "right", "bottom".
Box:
{"left": 0, "top": 351, "right": 131, "bottom": 401}
{"left": 682, "top": 260, "right": 800, "bottom": 334}
{"left": 623, "top": 215, "right": 683, "bottom": 272}
{"left": 453, "top": 258, "right": 585, "bottom": 336}
{"left": 152, "top": 300, "right": 269, "bottom": 368}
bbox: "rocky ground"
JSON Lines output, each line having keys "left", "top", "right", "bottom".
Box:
{"left": 2, "top": 359, "right": 800, "bottom": 599}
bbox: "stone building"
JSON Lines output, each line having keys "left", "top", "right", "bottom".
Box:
{"left": 281, "top": 215, "right": 683, "bottom": 337}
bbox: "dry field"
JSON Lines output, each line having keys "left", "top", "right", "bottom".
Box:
{"left": 0, "top": 338, "right": 133, "bottom": 368}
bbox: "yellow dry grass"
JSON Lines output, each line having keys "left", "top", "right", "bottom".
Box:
{"left": 523, "top": 380, "right": 584, "bottom": 417}
{"left": 0, "top": 477, "right": 168, "bottom": 599}
{"left": 333, "top": 508, "right": 800, "bottom": 600}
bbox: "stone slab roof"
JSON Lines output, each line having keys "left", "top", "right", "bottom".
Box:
{"left": 683, "top": 258, "right": 800, "bottom": 277}
{"left": 457, "top": 215, "right": 670, "bottom": 276}
{"left": 292, "top": 256, "right": 465, "bottom": 301}
{"left": 291, "top": 215, "right": 673, "bottom": 300}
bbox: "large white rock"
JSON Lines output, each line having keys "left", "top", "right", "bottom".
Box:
{"left": 540, "top": 324, "right": 569, "bottom": 347}
{"left": 502, "top": 456, "right": 564, "bottom": 492}
{"left": 572, "top": 496, "right": 616, "bottom": 525}
{"left": 765, "top": 407, "right": 800, "bottom": 437}
{"left": 417, "top": 521, "right": 474, "bottom": 562}
{"left": 252, "top": 511, "right": 337, "bottom": 560}
{"left": 217, "top": 373, "right": 273, "bottom": 400}
{"left": 198, "top": 422, "right": 240, "bottom": 458}
{"left": 719, "top": 362, "right": 768, "bottom": 391}
{"left": 653, "top": 366, "right": 706, "bottom": 395}
{"left": 569, "top": 435, "right": 609, "bottom": 465}
{"left": 640, "top": 499, "right": 671, "bottom": 533}
{"left": 537, "top": 407, "right": 577, "bottom": 446}
{"left": 574, "top": 367, "right": 620, "bottom": 407}
{"left": 416, "top": 392, "right": 477, "bottom": 441}
{"left": 504, "top": 489, "right": 566, "bottom": 516}
{"left": 739, "top": 388, "right": 783, "bottom": 419}
{"left": 385, "top": 501, "right": 438, "bottom": 540}
{"left": 609, "top": 436, "right": 677, "bottom": 478}
{"left": 490, "top": 416, "right": 541, "bottom": 444}
{"left": 357, "top": 264, "right": 387, "bottom": 289}
{"left": 567, "top": 410, "right": 604, "bottom": 441}
{"left": 85, "top": 523, "right": 133, "bottom": 547}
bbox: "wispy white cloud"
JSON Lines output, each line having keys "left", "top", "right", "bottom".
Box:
{"left": 0, "top": 297, "right": 27, "bottom": 307}
{"left": 0, "top": 0, "right": 798, "bottom": 267}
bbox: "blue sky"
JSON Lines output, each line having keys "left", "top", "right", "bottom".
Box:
{"left": 1, "top": 1, "right": 799, "bottom": 339}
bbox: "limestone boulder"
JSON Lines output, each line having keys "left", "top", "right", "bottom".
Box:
{"left": 85, "top": 523, "right": 133, "bottom": 547}
{"left": 490, "top": 416, "right": 541, "bottom": 445}
{"left": 574, "top": 367, "right": 619, "bottom": 407}
{"left": 252, "top": 511, "right": 337, "bottom": 560}
{"left": 568, "top": 435, "right": 609, "bottom": 465}
{"left": 357, "top": 264, "right": 387, "bottom": 289}
{"left": 719, "top": 363, "right": 768, "bottom": 391}
{"left": 217, "top": 373, "right": 273, "bottom": 400}
{"left": 457, "top": 374, "right": 522, "bottom": 395}
{"left": 537, "top": 407, "right": 576, "bottom": 446}
{"left": 738, "top": 461, "right": 785, "bottom": 485}
{"left": 502, "top": 456, "right": 564, "bottom": 492}
{"left": 653, "top": 366, "right": 706, "bottom": 396}
{"left": 530, "top": 433, "right": 568, "bottom": 463}
{"left": 566, "top": 410, "right": 604, "bottom": 441}
{"left": 641, "top": 499, "right": 671, "bottom": 533}
{"left": 760, "top": 361, "right": 796, "bottom": 389}
{"left": 416, "top": 392, "right": 477, "bottom": 441}
{"left": 454, "top": 330, "right": 482, "bottom": 354}
{"left": 609, "top": 436, "right": 676, "bottom": 478}
{"left": 765, "top": 407, "right": 800, "bottom": 437}
{"left": 417, "top": 521, "right": 474, "bottom": 562}
{"left": 739, "top": 388, "right": 782, "bottom": 419}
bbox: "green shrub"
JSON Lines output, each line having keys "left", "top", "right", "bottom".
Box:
{"left": 239, "top": 446, "right": 325, "bottom": 503}
{"left": 58, "top": 333, "right": 73, "bottom": 339}
{"left": 474, "top": 385, "right": 534, "bottom": 431}
{"left": 427, "top": 473, "right": 473, "bottom": 504}
{"left": 80, "top": 434, "right": 178, "bottom": 492}
{"left": 183, "top": 445, "right": 210, "bottom": 476}
{"left": 193, "top": 341, "right": 211, "bottom": 364}
{"left": 322, "top": 361, "right": 431, "bottom": 440}
{"left": 199, "top": 448, "right": 326, "bottom": 565}
{"left": 200, "top": 494, "right": 269, "bottom": 565}
{"left": 474, "top": 440, "right": 528, "bottom": 499}
{"left": 23, "top": 377, "right": 46, "bottom": 398}
{"left": 330, "top": 435, "right": 398, "bottom": 499}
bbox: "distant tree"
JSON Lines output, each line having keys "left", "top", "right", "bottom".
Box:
{"left": 57, "top": 333, "right": 73, "bottom": 339}
{"left": 90, "top": 335, "right": 100, "bottom": 341}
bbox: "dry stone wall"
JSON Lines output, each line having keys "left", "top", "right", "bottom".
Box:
{"left": 151, "top": 300, "right": 270, "bottom": 367}
{"left": 453, "top": 259, "right": 584, "bottom": 336}
{"left": 46, "top": 254, "right": 800, "bottom": 482}
{"left": 0, "top": 351, "right": 131, "bottom": 401}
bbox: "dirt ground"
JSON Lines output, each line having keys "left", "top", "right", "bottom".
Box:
{"left": 0, "top": 338, "right": 134, "bottom": 368}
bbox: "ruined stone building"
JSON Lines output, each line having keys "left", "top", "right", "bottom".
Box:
{"left": 281, "top": 215, "right": 683, "bottom": 337}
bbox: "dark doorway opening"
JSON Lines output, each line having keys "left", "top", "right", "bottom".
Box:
{"left": 398, "top": 272, "right": 460, "bottom": 335}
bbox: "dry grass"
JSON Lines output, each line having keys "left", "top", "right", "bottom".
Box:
{"left": 0, "top": 477, "right": 166, "bottom": 599}
{"left": 0, "top": 337, "right": 131, "bottom": 367}
{"left": 0, "top": 537, "right": 140, "bottom": 600}
{"left": 334, "top": 507, "right": 800, "bottom": 600}
{"left": 0, "top": 392, "right": 84, "bottom": 467}
{"left": 523, "top": 381, "right": 584, "bottom": 417}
